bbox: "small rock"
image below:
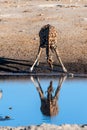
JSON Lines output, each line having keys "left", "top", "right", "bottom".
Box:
{"left": 38, "top": 13, "right": 44, "bottom": 16}
{"left": 9, "top": 107, "right": 12, "bottom": 110}
{"left": 0, "top": 19, "right": 2, "bottom": 22}
{"left": 33, "top": 37, "right": 38, "bottom": 40}
{"left": 5, "top": 116, "right": 10, "bottom": 119}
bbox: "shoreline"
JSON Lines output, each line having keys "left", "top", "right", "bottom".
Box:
{"left": 0, "top": 124, "right": 87, "bottom": 130}
{"left": 0, "top": 72, "right": 87, "bottom": 78}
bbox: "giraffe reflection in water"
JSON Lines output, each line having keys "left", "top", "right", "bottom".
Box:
{"left": 31, "top": 75, "right": 66, "bottom": 116}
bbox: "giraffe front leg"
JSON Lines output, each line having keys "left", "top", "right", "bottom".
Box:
{"left": 54, "top": 49, "right": 67, "bottom": 73}
{"left": 30, "top": 48, "right": 42, "bottom": 72}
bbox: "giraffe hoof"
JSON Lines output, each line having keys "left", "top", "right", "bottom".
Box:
{"left": 68, "top": 73, "right": 74, "bottom": 77}
{"left": 30, "top": 67, "right": 33, "bottom": 72}
{"left": 64, "top": 72, "right": 74, "bottom": 78}
{"left": 63, "top": 70, "right": 67, "bottom": 73}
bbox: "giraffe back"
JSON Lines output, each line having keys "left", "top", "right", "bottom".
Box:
{"left": 49, "top": 25, "right": 58, "bottom": 48}
{"left": 39, "top": 24, "right": 58, "bottom": 49}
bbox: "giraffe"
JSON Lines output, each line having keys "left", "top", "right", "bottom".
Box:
{"left": 31, "top": 75, "right": 66, "bottom": 116}
{"left": 30, "top": 24, "right": 67, "bottom": 73}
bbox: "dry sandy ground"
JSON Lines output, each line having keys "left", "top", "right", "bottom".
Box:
{"left": 0, "top": 0, "right": 87, "bottom": 74}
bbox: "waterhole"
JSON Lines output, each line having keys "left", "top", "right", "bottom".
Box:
{"left": 0, "top": 75, "right": 87, "bottom": 126}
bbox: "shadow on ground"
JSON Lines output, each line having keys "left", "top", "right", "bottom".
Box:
{"left": 0, "top": 57, "right": 63, "bottom": 73}
{"left": 0, "top": 57, "right": 31, "bottom": 73}
{"left": 0, "top": 57, "right": 87, "bottom": 74}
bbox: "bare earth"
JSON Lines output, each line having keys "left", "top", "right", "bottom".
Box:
{"left": 0, "top": 0, "right": 87, "bottom": 74}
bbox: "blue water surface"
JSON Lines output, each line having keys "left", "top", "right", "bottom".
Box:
{"left": 0, "top": 76, "right": 87, "bottom": 126}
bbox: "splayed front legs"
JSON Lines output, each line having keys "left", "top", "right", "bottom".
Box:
{"left": 30, "top": 47, "right": 67, "bottom": 73}
{"left": 54, "top": 49, "right": 67, "bottom": 73}
{"left": 30, "top": 48, "right": 42, "bottom": 72}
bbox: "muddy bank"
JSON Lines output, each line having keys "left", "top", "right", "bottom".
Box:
{"left": 0, "top": 57, "right": 87, "bottom": 74}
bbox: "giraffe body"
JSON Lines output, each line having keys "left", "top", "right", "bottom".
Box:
{"left": 39, "top": 24, "right": 57, "bottom": 49}
{"left": 30, "top": 24, "right": 67, "bottom": 72}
